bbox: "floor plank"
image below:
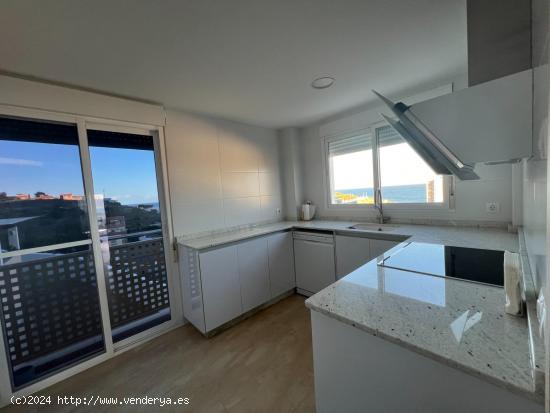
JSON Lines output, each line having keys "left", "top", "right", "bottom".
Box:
{"left": 2, "top": 295, "right": 314, "bottom": 413}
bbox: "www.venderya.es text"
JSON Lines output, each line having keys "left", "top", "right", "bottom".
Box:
{"left": 11, "top": 395, "right": 191, "bottom": 407}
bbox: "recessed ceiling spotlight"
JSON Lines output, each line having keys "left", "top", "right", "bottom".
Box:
{"left": 311, "top": 76, "right": 335, "bottom": 89}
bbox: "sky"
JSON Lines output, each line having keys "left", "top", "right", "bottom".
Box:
{"left": 332, "top": 143, "right": 438, "bottom": 190}
{"left": 0, "top": 140, "right": 159, "bottom": 205}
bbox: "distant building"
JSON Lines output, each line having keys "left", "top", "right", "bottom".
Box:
{"left": 138, "top": 204, "right": 154, "bottom": 211}
{"left": 106, "top": 216, "right": 127, "bottom": 236}
{"left": 0, "top": 217, "right": 39, "bottom": 263}
{"left": 106, "top": 216, "right": 127, "bottom": 246}
{"left": 60, "top": 193, "right": 84, "bottom": 201}
{"left": 36, "top": 194, "right": 55, "bottom": 200}
{"left": 15, "top": 193, "right": 31, "bottom": 200}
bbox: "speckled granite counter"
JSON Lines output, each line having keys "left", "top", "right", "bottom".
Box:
{"left": 178, "top": 220, "right": 519, "bottom": 252}
{"left": 178, "top": 220, "right": 540, "bottom": 401}
{"left": 178, "top": 221, "right": 295, "bottom": 249}
{"left": 305, "top": 248, "right": 543, "bottom": 403}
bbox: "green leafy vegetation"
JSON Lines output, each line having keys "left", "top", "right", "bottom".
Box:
{"left": 0, "top": 198, "right": 161, "bottom": 251}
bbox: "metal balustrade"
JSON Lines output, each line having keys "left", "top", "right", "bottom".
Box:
{"left": 105, "top": 237, "right": 170, "bottom": 329}
{"left": 0, "top": 235, "right": 170, "bottom": 387}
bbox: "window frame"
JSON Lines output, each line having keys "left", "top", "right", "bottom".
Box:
{"left": 323, "top": 121, "right": 454, "bottom": 211}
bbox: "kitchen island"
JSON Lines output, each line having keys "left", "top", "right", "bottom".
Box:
{"left": 306, "top": 243, "right": 544, "bottom": 413}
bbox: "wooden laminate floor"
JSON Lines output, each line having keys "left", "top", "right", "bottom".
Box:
{"left": 3, "top": 295, "right": 314, "bottom": 413}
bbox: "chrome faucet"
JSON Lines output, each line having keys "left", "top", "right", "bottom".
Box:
{"left": 374, "top": 189, "right": 389, "bottom": 224}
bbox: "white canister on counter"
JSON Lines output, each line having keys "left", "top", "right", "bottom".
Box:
{"left": 301, "top": 201, "right": 316, "bottom": 221}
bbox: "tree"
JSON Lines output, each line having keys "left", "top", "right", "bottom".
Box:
{"left": 0, "top": 192, "right": 7, "bottom": 200}
{"left": 35, "top": 191, "right": 46, "bottom": 198}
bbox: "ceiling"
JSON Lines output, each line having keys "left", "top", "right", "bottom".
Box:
{"left": 0, "top": 0, "right": 467, "bottom": 128}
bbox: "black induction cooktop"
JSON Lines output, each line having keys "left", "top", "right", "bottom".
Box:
{"left": 379, "top": 242, "right": 505, "bottom": 287}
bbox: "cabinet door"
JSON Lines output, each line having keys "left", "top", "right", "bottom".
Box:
{"left": 335, "top": 235, "right": 372, "bottom": 279}
{"left": 267, "top": 232, "right": 295, "bottom": 297}
{"left": 369, "top": 239, "right": 400, "bottom": 259}
{"left": 237, "top": 237, "right": 271, "bottom": 312}
{"left": 294, "top": 239, "right": 335, "bottom": 295}
{"left": 199, "top": 245, "right": 242, "bottom": 331}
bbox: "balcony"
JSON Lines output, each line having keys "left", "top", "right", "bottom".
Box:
{"left": 0, "top": 231, "right": 170, "bottom": 388}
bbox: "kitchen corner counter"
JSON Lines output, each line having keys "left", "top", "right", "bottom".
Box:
{"left": 177, "top": 220, "right": 519, "bottom": 252}
{"left": 305, "top": 257, "right": 542, "bottom": 403}
{"left": 177, "top": 221, "right": 295, "bottom": 250}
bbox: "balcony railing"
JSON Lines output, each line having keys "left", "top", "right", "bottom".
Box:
{"left": 104, "top": 236, "right": 170, "bottom": 330}
{"left": 0, "top": 233, "right": 170, "bottom": 387}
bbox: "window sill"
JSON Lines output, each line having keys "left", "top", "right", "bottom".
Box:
{"left": 327, "top": 203, "right": 450, "bottom": 211}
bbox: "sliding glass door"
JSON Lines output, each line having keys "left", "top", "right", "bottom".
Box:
{"left": 87, "top": 127, "right": 171, "bottom": 343}
{"left": 0, "top": 115, "right": 173, "bottom": 393}
{"left": 0, "top": 116, "right": 105, "bottom": 389}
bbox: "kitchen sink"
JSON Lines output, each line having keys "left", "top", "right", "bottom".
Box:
{"left": 347, "top": 223, "right": 398, "bottom": 232}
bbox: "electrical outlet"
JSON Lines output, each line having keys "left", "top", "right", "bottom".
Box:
{"left": 276, "top": 208, "right": 281, "bottom": 215}
{"left": 486, "top": 202, "right": 500, "bottom": 213}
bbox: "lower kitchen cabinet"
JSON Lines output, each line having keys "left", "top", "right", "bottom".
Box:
{"left": 199, "top": 244, "right": 243, "bottom": 331}
{"left": 267, "top": 232, "right": 295, "bottom": 297}
{"left": 180, "top": 231, "right": 296, "bottom": 334}
{"left": 335, "top": 235, "right": 372, "bottom": 279}
{"left": 180, "top": 229, "right": 401, "bottom": 334}
{"left": 335, "top": 235, "right": 401, "bottom": 279}
{"left": 237, "top": 237, "right": 271, "bottom": 313}
{"left": 370, "top": 239, "right": 400, "bottom": 259}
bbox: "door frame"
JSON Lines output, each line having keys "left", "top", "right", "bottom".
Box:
{"left": 0, "top": 104, "right": 183, "bottom": 407}
{"left": 83, "top": 119, "right": 181, "bottom": 351}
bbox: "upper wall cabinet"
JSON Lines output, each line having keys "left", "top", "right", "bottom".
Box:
{"left": 410, "top": 70, "right": 532, "bottom": 164}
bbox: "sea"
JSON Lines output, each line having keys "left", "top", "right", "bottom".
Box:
{"left": 127, "top": 186, "right": 427, "bottom": 208}
{"left": 336, "top": 184, "right": 426, "bottom": 203}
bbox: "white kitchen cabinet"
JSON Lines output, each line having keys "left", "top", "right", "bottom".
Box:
{"left": 294, "top": 232, "right": 335, "bottom": 295}
{"left": 237, "top": 237, "right": 271, "bottom": 312}
{"left": 369, "top": 239, "right": 400, "bottom": 259}
{"left": 181, "top": 229, "right": 398, "bottom": 334}
{"left": 267, "top": 231, "right": 295, "bottom": 297}
{"left": 335, "top": 235, "right": 401, "bottom": 279}
{"left": 335, "top": 235, "right": 372, "bottom": 279}
{"left": 199, "top": 244, "right": 243, "bottom": 331}
{"left": 181, "top": 232, "right": 293, "bottom": 334}
{"left": 311, "top": 311, "right": 543, "bottom": 413}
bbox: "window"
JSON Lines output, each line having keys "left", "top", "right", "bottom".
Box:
{"left": 377, "top": 125, "right": 445, "bottom": 204}
{"left": 328, "top": 131, "right": 375, "bottom": 205}
{"left": 326, "top": 124, "right": 449, "bottom": 207}
{"left": 0, "top": 116, "right": 91, "bottom": 252}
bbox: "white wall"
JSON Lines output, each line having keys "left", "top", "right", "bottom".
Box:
{"left": 297, "top": 84, "right": 515, "bottom": 225}
{"left": 165, "top": 109, "right": 283, "bottom": 236}
{"left": 279, "top": 127, "right": 304, "bottom": 220}
{"left": 527, "top": 2, "right": 550, "bottom": 410}
{"left": 300, "top": 123, "right": 513, "bottom": 224}
{"left": 522, "top": 0, "right": 550, "bottom": 294}
{"left": 0, "top": 75, "right": 164, "bottom": 126}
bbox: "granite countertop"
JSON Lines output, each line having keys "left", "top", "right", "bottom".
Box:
{"left": 178, "top": 221, "right": 295, "bottom": 250}
{"left": 178, "top": 220, "right": 519, "bottom": 251}
{"left": 178, "top": 219, "right": 540, "bottom": 401}
{"left": 305, "top": 248, "right": 542, "bottom": 403}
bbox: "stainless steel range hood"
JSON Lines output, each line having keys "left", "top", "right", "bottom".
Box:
{"left": 373, "top": 90, "right": 480, "bottom": 180}
{"left": 369, "top": 0, "right": 533, "bottom": 181}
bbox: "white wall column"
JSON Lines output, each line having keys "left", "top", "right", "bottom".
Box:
{"left": 279, "top": 127, "right": 304, "bottom": 220}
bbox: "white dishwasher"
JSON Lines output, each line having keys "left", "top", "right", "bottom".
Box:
{"left": 293, "top": 230, "right": 336, "bottom": 296}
